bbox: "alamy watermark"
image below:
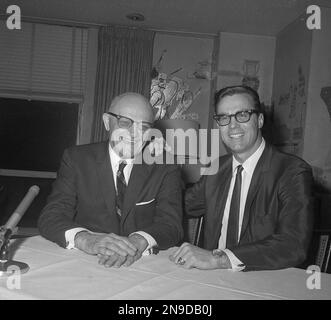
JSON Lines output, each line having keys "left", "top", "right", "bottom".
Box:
{"left": 110, "top": 126, "right": 221, "bottom": 175}
{"left": 306, "top": 265, "right": 321, "bottom": 290}
{"left": 0, "top": 265, "right": 21, "bottom": 289}
{"left": 306, "top": 5, "right": 321, "bottom": 30}
{"left": 5, "top": 5, "right": 21, "bottom": 30}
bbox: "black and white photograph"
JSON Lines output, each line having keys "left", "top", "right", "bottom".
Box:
{"left": 0, "top": 0, "right": 330, "bottom": 302}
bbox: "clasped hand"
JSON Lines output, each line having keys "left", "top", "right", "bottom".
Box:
{"left": 75, "top": 232, "right": 148, "bottom": 268}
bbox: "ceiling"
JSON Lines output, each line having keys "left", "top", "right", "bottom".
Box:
{"left": 2, "top": 0, "right": 331, "bottom": 36}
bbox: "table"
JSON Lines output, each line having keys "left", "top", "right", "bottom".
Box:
{"left": 0, "top": 236, "right": 330, "bottom": 300}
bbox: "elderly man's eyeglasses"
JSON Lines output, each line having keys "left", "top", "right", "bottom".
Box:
{"left": 107, "top": 112, "right": 153, "bottom": 131}
{"left": 213, "top": 110, "right": 259, "bottom": 126}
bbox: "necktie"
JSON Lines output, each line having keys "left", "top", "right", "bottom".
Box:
{"left": 116, "top": 161, "right": 127, "bottom": 217}
{"left": 226, "top": 165, "right": 243, "bottom": 249}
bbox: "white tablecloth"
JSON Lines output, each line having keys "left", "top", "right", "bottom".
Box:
{"left": 0, "top": 236, "right": 330, "bottom": 300}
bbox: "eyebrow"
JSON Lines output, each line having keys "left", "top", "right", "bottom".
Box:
{"left": 216, "top": 109, "right": 253, "bottom": 115}
{"left": 118, "top": 113, "right": 153, "bottom": 125}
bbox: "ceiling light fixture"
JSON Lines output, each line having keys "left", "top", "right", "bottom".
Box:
{"left": 126, "top": 13, "right": 145, "bottom": 22}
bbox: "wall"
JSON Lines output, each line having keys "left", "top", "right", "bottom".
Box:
{"left": 271, "top": 7, "right": 331, "bottom": 194}
{"left": 272, "top": 15, "right": 312, "bottom": 156}
{"left": 217, "top": 32, "right": 275, "bottom": 105}
{"left": 215, "top": 32, "right": 276, "bottom": 156}
{"left": 303, "top": 7, "right": 331, "bottom": 193}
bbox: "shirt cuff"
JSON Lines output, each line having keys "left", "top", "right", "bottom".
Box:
{"left": 223, "top": 249, "right": 246, "bottom": 271}
{"left": 130, "top": 231, "right": 157, "bottom": 256}
{"left": 64, "top": 227, "right": 88, "bottom": 249}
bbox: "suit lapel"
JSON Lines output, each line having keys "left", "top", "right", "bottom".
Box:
{"left": 95, "top": 142, "right": 117, "bottom": 214}
{"left": 120, "top": 161, "right": 152, "bottom": 226}
{"left": 211, "top": 161, "right": 232, "bottom": 247}
{"left": 239, "top": 144, "right": 272, "bottom": 241}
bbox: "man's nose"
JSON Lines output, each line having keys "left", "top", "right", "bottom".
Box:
{"left": 229, "top": 115, "right": 239, "bottom": 128}
{"left": 131, "top": 122, "right": 142, "bottom": 136}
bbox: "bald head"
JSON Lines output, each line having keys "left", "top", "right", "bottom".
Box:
{"left": 103, "top": 92, "right": 154, "bottom": 159}
{"left": 109, "top": 92, "right": 154, "bottom": 124}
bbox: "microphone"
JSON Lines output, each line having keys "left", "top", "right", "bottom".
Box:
{"left": 0, "top": 185, "right": 39, "bottom": 276}
{"left": 4, "top": 185, "right": 40, "bottom": 232}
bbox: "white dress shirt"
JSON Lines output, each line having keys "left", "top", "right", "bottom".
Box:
{"left": 65, "top": 144, "right": 157, "bottom": 255}
{"left": 219, "top": 138, "right": 265, "bottom": 271}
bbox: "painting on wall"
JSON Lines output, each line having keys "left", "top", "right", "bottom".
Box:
{"left": 150, "top": 50, "right": 204, "bottom": 121}
{"left": 313, "top": 86, "right": 331, "bottom": 193}
{"left": 150, "top": 72, "right": 201, "bottom": 121}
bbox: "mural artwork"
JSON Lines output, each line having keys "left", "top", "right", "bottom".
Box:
{"left": 150, "top": 50, "right": 201, "bottom": 121}
{"left": 315, "top": 86, "right": 331, "bottom": 192}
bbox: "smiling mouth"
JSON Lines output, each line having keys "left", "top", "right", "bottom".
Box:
{"left": 229, "top": 133, "right": 244, "bottom": 138}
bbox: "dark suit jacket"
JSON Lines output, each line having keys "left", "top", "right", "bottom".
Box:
{"left": 185, "top": 143, "right": 313, "bottom": 271}
{"left": 38, "top": 142, "right": 183, "bottom": 250}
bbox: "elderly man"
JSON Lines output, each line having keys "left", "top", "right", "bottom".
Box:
{"left": 170, "top": 85, "right": 313, "bottom": 271}
{"left": 38, "top": 92, "right": 183, "bottom": 267}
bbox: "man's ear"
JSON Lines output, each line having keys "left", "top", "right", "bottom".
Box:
{"left": 258, "top": 113, "right": 264, "bottom": 129}
{"left": 102, "top": 113, "right": 110, "bottom": 131}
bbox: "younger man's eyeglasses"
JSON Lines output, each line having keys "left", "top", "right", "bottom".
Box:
{"left": 213, "top": 109, "right": 259, "bottom": 126}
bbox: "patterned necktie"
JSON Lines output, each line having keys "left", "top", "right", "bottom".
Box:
{"left": 226, "top": 165, "right": 243, "bottom": 249}
{"left": 116, "top": 161, "right": 127, "bottom": 217}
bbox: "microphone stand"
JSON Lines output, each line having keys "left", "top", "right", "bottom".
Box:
{"left": 0, "top": 185, "right": 39, "bottom": 276}
{"left": 0, "top": 226, "right": 29, "bottom": 276}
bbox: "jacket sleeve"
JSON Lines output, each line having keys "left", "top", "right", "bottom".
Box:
{"left": 185, "top": 158, "right": 223, "bottom": 218}
{"left": 184, "top": 176, "right": 207, "bottom": 218}
{"left": 232, "top": 162, "right": 314, "bottom": 271}
{"left": 140, "top": 165, "right": 184, "bottom": 249}
{"left": 38, "top": 149, "right": 82, "bottom": 247}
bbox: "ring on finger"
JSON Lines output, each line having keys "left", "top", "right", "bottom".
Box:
{"left": 177, "top": 257, "right": 186, "bottom": 265}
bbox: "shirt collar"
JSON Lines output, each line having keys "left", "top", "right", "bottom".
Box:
{"left": 108, "top": 144, "right": 135, "bottom": 167}
{"left": 232, "top": 138, "right": 265, "bottom": 175}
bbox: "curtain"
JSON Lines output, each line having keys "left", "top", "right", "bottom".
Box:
{"left": 91, "top": 26, "right": 155, "bottom": 142}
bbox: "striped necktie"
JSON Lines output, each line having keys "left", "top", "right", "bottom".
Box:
{"left": 116, "top": 161, "right": 127, "bottom": 217}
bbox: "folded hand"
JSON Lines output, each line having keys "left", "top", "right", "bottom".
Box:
{"left": 74, "top": 232, "right": 138, "bottom": 258}
{"left": 96, "top": 233, "right": 148, "bottom": 268}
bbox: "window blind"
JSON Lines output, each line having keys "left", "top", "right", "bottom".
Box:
{"left": 0, "top": 22, "right": 88, "bottom": 102}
